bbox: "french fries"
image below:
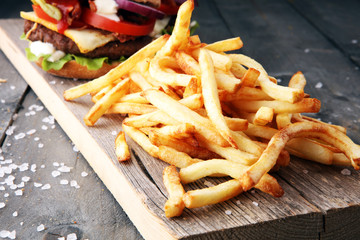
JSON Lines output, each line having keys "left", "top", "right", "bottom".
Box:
{"left": 64, "top": 0, "right": 360, "bottom": 218}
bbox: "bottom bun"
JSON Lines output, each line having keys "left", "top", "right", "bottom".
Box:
{"left": 36, "top": 58, "right": 120, "bottom": 80}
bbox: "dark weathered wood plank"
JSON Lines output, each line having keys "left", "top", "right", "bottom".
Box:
{"left": 288, "top": 0, "right": 360, "bottom": 66}
{"left": 0, "top": 50, "right": 28, "bottom": 142}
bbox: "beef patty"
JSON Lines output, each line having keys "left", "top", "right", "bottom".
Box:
{"left": 24, "top": 20, "right": 153, "bottom": 60}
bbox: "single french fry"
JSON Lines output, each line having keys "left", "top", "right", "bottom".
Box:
{"left": 84, "top": 78, "right": 130, "bottom": 126}
{"left": 158, "top": 146, "right": 202, "bottom": 168}
{"left": 232, "top": 98, "right": 321, "bottom": 114}
{"left": 117, "top": 92, "right": 149, "bottom": 104}
{"left": 224, "top": 117, "right": 248, "bottom": 131}
{"left": 289, "top": 71, "right": 306, "bottom": 90}
{"left": 229, "top": 54, "right": 304, "bottom": 103}
{"left": 193, "top": 49, "right": 232, "bottom": 72}
{"left": 244, "top": 123, "right": 278, "bottom": 139}
{"left": 63, "top": 34, "right": 169, "bottom": 100}
{"left": 156, "top": 123, "right": 196, "bottom": 138}
{"left": 199, "top": 49, "right": 237, "bottom": 148}
{"left": 253, "top": 106, "right": 274, "bottom": 126}
{"left": 122, "top": 124, "right": 159, "bottom": 158}
{"left": 292, "top": 114, "right": 346, "bottom": 134}
{"left": 241, "top": 68, "right": 260, "bottom": 88}
{"left": 157, "top": 0, "right": 194, "bottom": 56}
{"left": 183, "top": 77, "right": 200, "bottom": 98}
{"left": 175, "top": 51, "right": 201, "bottom": 76}
{"left": 163, "top": 166, "right": 185, "bottom": 218}
{"left": 276, "top": 113, "right": 292, "bottom": 129}
{"left": 107, "top": 102, "right": 157, "bottom": 115}
{"left": 218, "top": 87, "right": 272, "bottom": 102}
{"left": 205, "top": 37, "right": 243, "bottom": 52}
{"left": 115, "top": 131, "right": 130, "bottom": 161}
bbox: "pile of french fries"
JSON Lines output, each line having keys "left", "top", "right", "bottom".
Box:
{"left": 64, "top": 0, "right": 360, "bottom": 217}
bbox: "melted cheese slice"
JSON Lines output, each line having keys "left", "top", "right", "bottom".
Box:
{"left": 21, "top": 11, "right": 116, "bottom": 53}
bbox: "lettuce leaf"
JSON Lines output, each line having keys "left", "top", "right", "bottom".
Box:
{"left": 25, "top": 47, "right": 126, "bottom": 71}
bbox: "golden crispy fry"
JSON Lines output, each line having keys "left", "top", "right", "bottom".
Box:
{"left": 242, "top": 122, "right": 360, "bottom": 191}
{"left": 115, "top": 131, "right": 130, "bottom": 161}
{"left": 183, "top": 179, "right": 243, "bottom": 208}
{"left": 244, "top": 123, "right": 278, "bottom": 139}
{"left": 84, "top": 78, "right": 130, "bottom": 126}
{"left": 117, "top": 92, "right": 149, "bottom": 104}
{"left": 232, "top": 98, "right": 321, "bottom": 114}
{"left": 63, "top": 34, "right": 169, "bottom": 100}
{"left": 163, "top": 166, "right": 185, "bottom": 218}
{"left": 229, "top": 54, "right": 304, "bottom": 103}
{"left": 253, "top": 106, "right": 274, "bottom": 126}
{"left": 122, "top": 124, "right": 159, "bottom": 158}
{"left": 175, "top": 51, "right": 201, "bottom": 76}
{"left": 276, "top": 113, "right": 292, "bottom": 129}
{"left": 218, "top": 87, "right": 272, "bottom": 102}
{"left": 292, "top": 114, "right": 346, "bottom": 134}
{"left": 289, "top": 71, "right": 306, "bottom": 90}
{"left": 157, "top": 0, "right": 194, "bottom": 56}
{"left": 241, "top": 68, "right": 260, "bottom": 88}
{"left": 199, "top": 49, "right": 238, "bottom": 148}
{"left": 205, "top": 37, "right": 243, "bottom": 52}
{"left": 107, "top": 102, "right": 157, "bottom": 115}
{"left": 224, "top": 117, "right": 248, "bottom": 131}
{"left": 156, "top": 123, "right": 196, "bottom": 138}
{"left": 193, "top": 49, "right": 232, "bottom": 72}
{"left": 158, "top": 146, "right": 202, "bottom": 168}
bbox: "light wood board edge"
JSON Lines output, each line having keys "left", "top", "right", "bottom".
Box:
{"left": 0, "top": 25, "right": 178, "bottom": 240}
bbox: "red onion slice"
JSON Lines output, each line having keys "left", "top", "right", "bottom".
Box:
{"left": 115, "top": 0, "right": 165, "bottom": 19}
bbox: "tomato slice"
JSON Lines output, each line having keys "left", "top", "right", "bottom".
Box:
{"left": 157, "top": 3, "right": 179, "bottom": 15}
{"left": 81, "top": 9, "right": 155, "bottom": 36}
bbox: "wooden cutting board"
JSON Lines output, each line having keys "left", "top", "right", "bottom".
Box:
{"left": 1, "top": 18, "right": 360, "bottom": 240}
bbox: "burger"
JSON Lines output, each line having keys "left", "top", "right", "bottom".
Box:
{"left": 20, "top": 0, "right": 185, "bottom": 79}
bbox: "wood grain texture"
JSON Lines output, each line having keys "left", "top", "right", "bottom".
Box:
{"left": 1, "top": 0, "right": 360, "bottom": 238}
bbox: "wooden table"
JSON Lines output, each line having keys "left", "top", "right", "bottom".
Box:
{"left": 0, "top": 0, "right": 360, "bottom": 239}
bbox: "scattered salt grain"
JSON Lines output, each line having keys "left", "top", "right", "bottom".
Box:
{"left": 38, "top": 143, "right": 44, "bottom": 148}
{"left": 58, "top": 237, "right": 65, "bottom": 240}
{"left": 303, "top": 169, "right": 309, "bottom": 174}
{"left": 41, "top": 165, "right": 45, "bottom": 168}
{"left": 4, "top": 193, "right": 9, "bottom": 197}
{"left": 8, "top": 230, "right": 16, "bottom": 239}
{"left": 9, "top": 164, "right": 18, "bottom": 170}
{"left": 341, "top": 168, "right": 351, "bottom": 176}
{"left": 12, "top": 211, "right": 18, "bottom": 217}
{"left": 67, "top": 233, "right": 78, "bottom": 240}
{"left": 37, "top": 224, "right": 45, "bottom": 232}
{"left": 41, "top": 125, "right": 48, "bottom": 130}
{"left": 0, "top": 186, "right": 5, "bottom": 191}
{"left": 14, "top": 132, "right": 26, "bottom": 140}
{"left": 41, "top": 184, "right": 51, "bottom": 190}
{"left": 225, "top": 210, "right": 232, "bottom": 215}
{"left": 81, "top": 171, "right": 88, "bottom": 177}
{"left": 34, "top": 137, "right": 40, "bottom": 141}
{"left": 52, "top": 170, "right": 61, "bottom": 178}
{"left": 252, "top": 201, "right": 259, "bottom": 207}
{"left": 17, "top": 182, "right": 25, "bottom": 188}
{"left": 304, "top": 48, "right": 310, "bottom": 53}
{"left": 15, "top": 189, "right": 23, "bottom": 196}
{"left": 53, "top": 162, "right": 60, "bottom": 167}
{"left": 12, "top": 114, "right": 18, "bottom": 121}
{"left": 5, "top": 126, "right": 16, "bottom": 136}
{"left": 351, "top": 39, "right": 358, "bottom": 44}
{"left": 0, "top": 230, "right": 10, "bottom": 238}
{"left": 34, "top": 182, "right": 42, "bottom": 188}
{"left": 10, "top": 85, "right": 16, "bottom": 90}
{"left": 31, "top": 164, "right": 37, "bottom": 172}
{"left": 0, "top": 202, "right": 5, "bottom": 208}
{"left": 72, "top": 146, "right": 79, "bottom": 152}
{"left": 10, "top": 184, "right": 17, "bottom": 190}
{"left": 49, "top": 80, "right": 56, "bottom": 85}
{"left": 22, "top": 176, "right": 30, "bottom": 182}
{"left": 315, "top": 82, "right": 323, "bottom": 89}
{"left": 58, "top": 166, "right": 71, "bottom": 173}
{"left": 0, "top": 99, "right": 5, "bottom": 104}
{"left": 26, "top": 129, "right": 36, "bottom": 135}
{"left": 20, "top": 222, "right": 23, "bottom": 226}
{"left": 70, "top": 180, "right": 78, "bottom": 188}
{"left": 60, "top": 179, "right": 69, "bottom": 185}
{"left": 111, "top": 130, "right": 117, "bottom": 136}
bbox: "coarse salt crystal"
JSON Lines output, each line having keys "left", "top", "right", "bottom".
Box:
{"left": 41, "top": 125, "right": 48, "bottom": 130}
{"left": 17, "top": 182, "right": 25, "bottom": 188}
{"left": 58, "top": 237, "right": 65, "bottom": 240}
{"left": 12, "top": 211, "right": 18, "bottom": 217}
{"left": 10, "top": 184, "right": 17, "bottom": 190}
{"left": 41, "top": 184, "right": 51, "bottom": 190}
{"left": 41, "top": 164, "right": 45, "bottom": 168}
{"left": 52, "top": 171, "right": 61, "bottom": 178}
{"left": 20, "top": 222, "right": 23, "bottom": 226}
{"left": 9, "top": 164, "right": 18, "bottom": 170}
{"left": 252, "top": 201, "right": 259, "bottom": 206}
{"left": 22, "top": 176, "right": 30, "bottom": 182}
{"left": 0, "top": 230, "right": 10, "bottom": 238}
{"left": 10, "top": 85, "right": 16, "bottom": 90}
{"left": 15, "top": 189, "right": 23, "bottom": 196}
{"left": 34, "top": 137, "right": 40, "bottom": 141}
{"left": 60, "top": 179, "right": 68, "bottom": 185}
{"left": 67, "top": 233, "right": 77, "bottom": 240}
{"left": 34, "top": 182, "right": 42, "bottom": 188}
{"left": 0, "top": 186, "right": 5, "bottom": 191}
{"left": 4, "top": 193, "right": 9, "bottom": 197}
{"left": 31, "top": 164, "right": 37, "bottom": 172}
{"left": 53, "top": 162, "right": 60, "bottom": 167}
{"left": 58, "top": 166, "right": 71, "bottom": 173}
{"left": 5, "top": 126, "right": 16, "bottom": 136}
{"left": 351, "top": 39, "right": 358, "bottom": 44}
{"left": 8, "top": 230, "right": 16, "bottom": 239}
{"left": 70, "top": 180, "right": 78, "bottom": 187}
{"left": 19, "top": 163, "right": 29, "bottom": 172}
{"left": 81, "top": 171, "right": 88, "bottom": 177}
{"left": 14, "top": 132, "right": 26, "bottom": 140}
{"left": 38, "top": 143, "right": 44, "bottom": 148}
{"left": 111, "top": 131, "right": 117, "bottom": 136}
{"left": 37, "top": 224, "right": 45, "bottom": 232}
{"left": 26, "top": 129, "right": 36, "bottom": 135}
{"left": 225, "top": 210, "right": 232, "bottom": 215}
{"left": 0, "top": 202, "right": 5, "bottom": 208}
{"left": 315, "top": 82, "right": 323, "bottom": 89}
{"left": 72, "top": 146, "right": 79, "bottom": 152}
{"left": 49, "top": 80, "right": 56, "bottom": 85}
{"left": 341, "top": 169, "right": 351, "bottom": 176}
